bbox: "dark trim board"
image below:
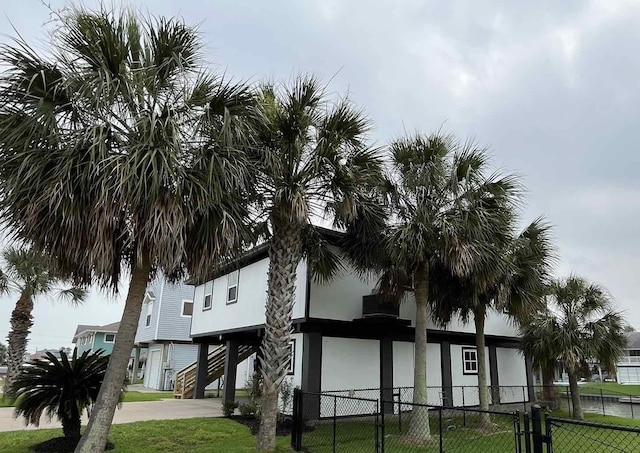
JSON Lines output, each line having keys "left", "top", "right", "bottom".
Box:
{"left": 191, "top": 317, "right": 522, "bottom": 349}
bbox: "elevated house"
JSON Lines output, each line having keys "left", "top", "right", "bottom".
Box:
{"left": 188, "top": 229, "right": 533, "bottom": 414}
{"left": 134, "top": 276, "right": 254, "bottom": 393}
{"left": 72, "top": 322, "right": 120, "bottom": 356}
{"left": 617, "top": 331, "right": 640, "bottom": 384}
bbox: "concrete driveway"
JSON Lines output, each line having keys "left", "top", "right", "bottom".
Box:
{"left": 0, "top": 398, "right": 223, "bottom": 433}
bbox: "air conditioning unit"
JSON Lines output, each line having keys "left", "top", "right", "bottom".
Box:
{"left": 362, "top": 295, "right": 399, "bottom": 318}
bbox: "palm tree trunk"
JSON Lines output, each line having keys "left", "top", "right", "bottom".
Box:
{"left": 62, "top": 414, "right": 82, "bottom": 439}
{"left": 474, "top": 306, "right": 491, "bottom": 426}
{"left": 568, "top": 369, "right": 583, "bottom": 420}
{"left": 408, "top": 262, "right": 431, "bottom": 440}
{"left": 542, "top": 365, "right": 556, "bottom": 406}
{"left": 257, "top": 220, "right": 302, "bottom": 453}
{"left": 75, "top": 262, "right": 151, "bottom": 453}
{"left": 4, "top": 290, "right": 34, "bottom": 399}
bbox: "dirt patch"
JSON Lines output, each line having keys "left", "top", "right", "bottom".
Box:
{"left": 30, "top": 437, "right": 114, "bottom": 453}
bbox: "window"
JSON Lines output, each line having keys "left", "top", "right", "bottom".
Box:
{"left": 203, "top": 281, "right": 213, "bottom": 310}
{"left": 182, "top": 300, "right": 194, "bottom": 317}
{"left": 462, "top": 347, "right": 478, "bottom": 375}
{"left": 286, "top": 339, "right": 296, "bottom": 375}
{"left": 145, "top": 300, "right": 153, "bottom": 327}
{"left": 104, "top": 334, "right": 115, "bottom": 343}
{"left": 227, "top": 270, "right": 239, "bottom": 304}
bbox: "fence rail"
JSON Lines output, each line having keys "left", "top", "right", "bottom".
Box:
{"left": 292, "top": 389, "right": 640, "bottom": 453}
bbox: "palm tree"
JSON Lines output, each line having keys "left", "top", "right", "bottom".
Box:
{"left": 520, "top": 276, "right": 628, "bottom": 420}
{"left": 432, "top": 218, "right": 554, "bottom": 423}
{"left": 0, "top": 246, "right": 87, "bottom": 399}
{"left": 0, "top": 6, "right": 257, "bottom": 452}
{"left": 344, "top": 133, "right": 518, "bottom": 439}
{"left": 10, "top": 348, "right": 118, "bottom": 442}
{"left": 251, "top": 77, "right": 383, "bottom": 452}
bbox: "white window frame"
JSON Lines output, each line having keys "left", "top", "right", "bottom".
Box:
{"left": 462, "top": 347, "right": 478, "bottom": 375}
{"left": 203, "top": 281, "right": 213, "bottom": 311}
{"left": 226, "top": 270, "right": 239, "bottom": 305}
{"left": 287, "top": 339, "right": 296, "bottom": 375}
{"left": 104, "top": 333, "right": 115, "bottom": 343}
{"left": 145, "top": 299, "right": 154, "bottom": 327}
{"left": 181, "top": 299, "right": 194, "bottom": 317}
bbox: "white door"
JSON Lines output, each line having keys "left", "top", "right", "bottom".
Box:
{"left": 146, "top": 349, "right": 161, "bottom": 389}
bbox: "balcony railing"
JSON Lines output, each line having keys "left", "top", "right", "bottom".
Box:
{"left": 618, "top": 356, "right": 640, "bottom": 364}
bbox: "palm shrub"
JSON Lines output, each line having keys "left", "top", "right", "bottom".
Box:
{"left": 250, "top": 76, "right": 383, "bottom": 451}
{"left": 0, "top": 247, "right": 86, "bottom": 398}
{"left": 0, "top": 6, "right": 258, "bottom": 452}
{"left": 10, "top": 348, "right": 118, "bottom": 440}
{"left": 520, "top": 276, "right": 628, "bottom": 419}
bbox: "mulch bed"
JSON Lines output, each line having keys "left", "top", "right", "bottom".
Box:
{"left": 230, "top": 415, "right": 295, "bottom": 436}
{"left": 31, "top": 437, "right": 114, "bottom": 453}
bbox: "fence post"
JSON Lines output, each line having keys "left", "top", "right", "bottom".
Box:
{"left": 462, "top": 387, "right": 466, "bottom": 427}
{"left": 531, "top": 405, "right": 544, "bottom": 453}
{"left": 291, "top": 388, "right": 301, "bottom": 450}
{"left": 378, "top": 399, "right": 383, "bottom": 453}
{"left": 601, "top": 389, "right": 605, "bottom": 416}
{"left": 397, "top": 390, "right": 402, "bottom": 433}
{"left": 523, "top": 412, "right": 532, "bottom": 453}
{"left": 439, "top": 407, "right": 443, "bottom": 453}
{"left": 544, "top": 408, "right": 553, "bottom": 453}
{"left": 631, "top": 395, "right": 635, "bottom": 419}
{"left": 333, "top": 396, "right": 337, "bottom": 453}
{"left": 566, "top": 387, "right": 571, "bottom": 418}
{"left": 523, "top": 386, "right": 527, "bottom": 413}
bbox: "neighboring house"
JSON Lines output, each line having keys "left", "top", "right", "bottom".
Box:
{"left": 617, "top": 331, "right": 640, "bottom": 383}
{"left": 29, "top": 347, "right": 72, "bottom": 361}
{"left": 133, "top": 276, "right": 253, "bottom": 392}
{"left": 189, "top": 229, "right": 533, "bottom": 413}
{"left": 72, "top": 322, "right": 120, "bottom": 355}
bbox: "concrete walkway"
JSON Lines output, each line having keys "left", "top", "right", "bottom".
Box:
{"left": 0, "top": 398, "right": 223, "bottom": 433}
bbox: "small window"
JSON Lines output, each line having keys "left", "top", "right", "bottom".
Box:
{"left": 227, "top": 270, "right": 239, "bottom": 304}
{"left": 286, "top": 339, "right": 296, "bottom": 375}
{"left": 462, "top": 347, "right": 478, "bottom": 375}
{"left": 203, "top": 281, "right": 213, "bottom": 311}
{"left": 145, "top": 300, "right": 153, "bottom": 327}
{"left": 182, "top": 300, "right": 194, "bottom": 316}
{"left": 104, "top": 334, "right": 115, "bottom": 343}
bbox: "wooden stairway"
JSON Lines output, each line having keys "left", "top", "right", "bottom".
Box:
{"left": 173, "top": 344, "right": 254, "bottom": 399}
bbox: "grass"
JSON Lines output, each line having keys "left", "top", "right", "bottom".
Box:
{"left": 0, "top": 418, "right": 291, "bottom": 453}
{"left": 578, "top": 382, "right": 640, "bottom": 397}
{"left": 0, "top": 391, "right": 173, "bottom": 407}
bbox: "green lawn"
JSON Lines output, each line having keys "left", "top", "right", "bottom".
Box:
{"left": 0, "top": 418, "right": 291, "bottom": 453}
{"left": 578, "top": 382, "right": 640, "bottom": 397}
{"left": 0, "top": 391, "right": 173, "bottom": 407}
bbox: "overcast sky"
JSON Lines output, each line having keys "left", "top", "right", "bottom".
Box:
{"left": 1, "top": 0, "right": 640, "bottom": 351}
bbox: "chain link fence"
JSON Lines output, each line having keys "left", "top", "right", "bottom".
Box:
{"left": 546, "top": 416, "right": 640, "bottom": 453}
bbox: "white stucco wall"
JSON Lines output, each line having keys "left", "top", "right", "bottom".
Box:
{"left": 496, "top": 347, "right": 529, "bottom": 403}
{"left": 190, "top": 258, "right": 307, "bottom": 336}
{"left": 309, "top": 258, "right": 377, "bottom": 321}
{"left": 450, "top": 344, "right": 491, "bottom": 406}
{"left": 393, "top": 341, "right": 443, "bottom": 405}
{"left": 321, "top": 337, "right": 380, "bottom": 392}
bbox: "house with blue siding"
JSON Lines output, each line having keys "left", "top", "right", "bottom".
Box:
{"left": 133, "top": 275, "right": 254, "bottom": 391}
{"left": 72, "top": 322, "right": 120, "bottom": 356}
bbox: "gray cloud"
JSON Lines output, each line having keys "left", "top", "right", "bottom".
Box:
{"left": 1, "top": 0, "right": 639, "bottom": 350}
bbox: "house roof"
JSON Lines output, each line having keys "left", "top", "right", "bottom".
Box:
{"left": 72, "top": 321, "right": 120, "bottom": 343}
{"left": 626, "top": 331, "right": 640, "bottom": 349}
{"left": 188, "top": 226, "right": 344, "bottom": 286}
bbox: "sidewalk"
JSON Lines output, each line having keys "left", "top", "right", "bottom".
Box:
{"left": 0, "top": 398, "right": 223, "bottom": 433}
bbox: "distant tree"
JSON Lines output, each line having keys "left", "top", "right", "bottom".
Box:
{"left": 0, "top": 247, "right": 86, "bottom": 398}
{"left": 520, "top": 276, "right": 627, "bottom": 420}
{"left": 0, "top": 342, "right": 7, "bottom": 365}
{"left": 10, "top": 348, "right": 120, "bottom": 445}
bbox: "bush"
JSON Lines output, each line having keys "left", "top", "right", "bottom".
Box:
{"left": 239, "top": 403, "right": 257, "bottom": 417}
{"left": 222, "top": 401, "right": 239, "bottom": 417}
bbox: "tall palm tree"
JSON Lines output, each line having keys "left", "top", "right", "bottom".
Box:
{"left": 0, "top": 246, "right": 87, "bottom": 399}
{"left": 10, "top": 348, "right": 118, "bottom": 441}
{"left": 432, "top": 218, "right": 554, "bottom": 423}
{"left": 251, "top": 77, "right": 383, "bottom": 452}
{"left": 0, "top": 6, "right": 258, "bottom": 452}
{"left": 344, "top": 133, "right": 518, "bottom": 439}
{"left": 520, "top": 276, "right": 627, "bottom": 420}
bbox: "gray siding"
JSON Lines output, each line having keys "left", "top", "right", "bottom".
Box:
{"left": 134, "top": 277, "right": 195, "bottom": 344}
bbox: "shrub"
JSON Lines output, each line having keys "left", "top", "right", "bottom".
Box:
{"left": 222, "top": 401, "right": 239, "bottom": 417}
{"left": 239, "top": 403, "right": 257, "bottom": 417}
